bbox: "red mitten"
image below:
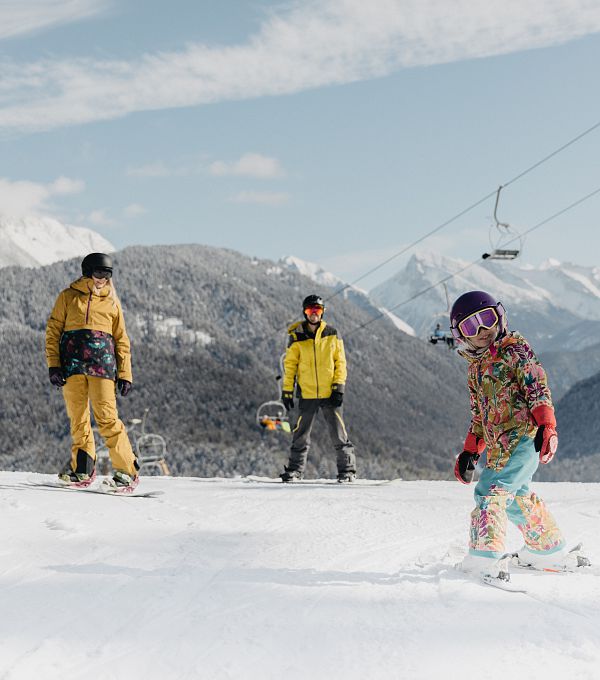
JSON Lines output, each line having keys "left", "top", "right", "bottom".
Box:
{"left": 454, "top": 431, "right": 486, "bottom": 484}
{"left": 531, "top": 405, "right": 558, "bottom": 464}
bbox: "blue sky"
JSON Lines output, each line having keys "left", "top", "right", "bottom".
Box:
{"left": 2, "top": 0, "right": 600, "bottom": 288}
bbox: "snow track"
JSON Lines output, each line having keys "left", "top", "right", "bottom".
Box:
{"left": 1, "top": 472, "right": 599, "bottom": 680}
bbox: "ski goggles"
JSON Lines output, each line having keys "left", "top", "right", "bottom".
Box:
{"left": 92, "top": 269, "right": 112, "bottom": 279}
{"left": 304, "top": 305, "right": 324, "bottom": 316}
{"left": 455, "top": 306, "right": 499, "bottom": 338}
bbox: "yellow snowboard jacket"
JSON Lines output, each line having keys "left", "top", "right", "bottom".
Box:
{"left": 282, "top": 320, "right": 347, "bottom": 399}
{"left": 45, "top": 277, "right": 132, "bottom": 381}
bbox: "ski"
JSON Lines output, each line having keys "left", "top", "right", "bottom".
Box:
{"left": 480, "top": 573, "right": 527, "bottom": 593}
{"left": 22, "top": 480, "right": 163, "bottom": 498}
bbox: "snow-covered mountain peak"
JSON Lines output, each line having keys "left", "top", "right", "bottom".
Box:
{"left": 280, "top": 254, "right": 415, "bottom": 336}
{"left": 0, "top": 216, "right": 114, "bottom": 268}
{"left": 371, "top": 251, "right": 600, "bottom": 351}
{"left": 279, "top": 255, "right": 343, "bottom": 289}
{"left": 539, "top": 257, "right": 562, "bottom": 270}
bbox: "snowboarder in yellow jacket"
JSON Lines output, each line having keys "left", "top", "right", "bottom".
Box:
{"left": 280, "top": 295, "right": 356, "bottom": 482}
{"left": 45, "top": 253, "right": 139, "bottom": 491}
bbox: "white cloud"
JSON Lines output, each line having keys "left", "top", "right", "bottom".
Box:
{"left": 124, "top": 202, "right": 146, "bottom": 217}
{"left": 0, "top": 0, "right": 109, "bottom": 41}
{"left": 231, "top": 190, "right": 290, "bottom": 205}
{"left": 88, "top": 209, "right": 114, "bottom": 226}
{"left": 2, "top": 0, "right": 600, "bottom": 133}
{"left": 50, "top": 176, "right": 86, "bottom": 195}
{"left": 210, "top": 153, "right": 285, "bottom": 179}
{"left": 0, "top": 176, "right": 85, "bottom": 217}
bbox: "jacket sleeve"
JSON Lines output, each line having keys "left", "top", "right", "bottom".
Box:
{"left": 282, "top": 339, "right": 299, "bottom": 393}
{"left": 509, "top": 339, "right": 553, "bottom": 411}
{"left": 45, "top": 291, "right": 67, "bottom": 368}
{"left": 467, "top": 370, "right": 485, "bottom": 440}
{"left": 332, "top": 337, "right": 347, "bottom": 390}
{"left": 112, "top": 303, "right": 133, "bottom": 382}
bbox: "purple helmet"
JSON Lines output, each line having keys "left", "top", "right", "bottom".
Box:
{"left": 450, "top": 290, "right": 506, "bottom": 341}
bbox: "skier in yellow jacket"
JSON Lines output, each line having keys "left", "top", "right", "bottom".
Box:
{"left": 45, "top": 253, "right": 139, "bottom": 491}
{"left": 280, "top": 294, "right": 356, "bottom": 482}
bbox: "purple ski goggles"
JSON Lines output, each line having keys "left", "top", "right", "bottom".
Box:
{"left": 452, "top": 306, "right": 499, "bottom": 339}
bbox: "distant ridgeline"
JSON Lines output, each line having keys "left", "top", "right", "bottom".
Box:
{"left": 0, "top": 244, "right": 596, "bottom": 481}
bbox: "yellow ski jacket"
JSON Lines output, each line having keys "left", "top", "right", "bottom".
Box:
{"left": 282, "top": 320, "right": 347, "bottom": 399}
{"left": 45, "top": 277, "right": 132, "bottom": 381}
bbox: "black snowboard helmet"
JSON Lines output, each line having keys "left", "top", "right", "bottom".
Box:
{"left": 302, "top": 294, "right": 325, "bottom": 319}
{"left": 81, "top": 252, "right": 113, "bottom": 278}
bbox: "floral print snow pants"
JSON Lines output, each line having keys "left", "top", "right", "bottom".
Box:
{"left": 469, "top": 435, "right": 564, "bottom": 558}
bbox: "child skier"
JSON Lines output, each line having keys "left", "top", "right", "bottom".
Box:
{"left": 45, "top": 252, "right": 139, "bottom": 492}
{"left": 450, "top": 290, "right": 586, "bottom": 579}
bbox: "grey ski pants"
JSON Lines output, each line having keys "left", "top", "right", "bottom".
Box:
{"left": 286, "top": 398, "right": 356, "bottom": 474}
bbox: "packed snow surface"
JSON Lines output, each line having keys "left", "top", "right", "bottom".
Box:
{"left": 1, "top": 472, "right": 599, "bottom": 680}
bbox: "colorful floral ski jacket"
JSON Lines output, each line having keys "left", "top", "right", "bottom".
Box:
{"left": 463, "top": 331, "right": 553, "bottom": 470}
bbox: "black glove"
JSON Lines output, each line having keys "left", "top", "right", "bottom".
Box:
{"left": 118, "top": 379, "right": 132, "bottom": 397}
{"left": 49, "top": 367, "right": 66, "bottom": 387}
{"left": 454, "top": 452, "right": 480, "bottom": 484}
{"left": 281, "top": 391, "right": 294, "bottom": 411}
{"left": 329, "top": 390, "right": 344, "bottom": 407}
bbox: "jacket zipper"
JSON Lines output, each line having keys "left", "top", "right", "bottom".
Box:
{"left": 313, "top": 338, "right": 320, "bottom": 398}
{"left": 85, "top": 291, "right": 92, "bottom": 324}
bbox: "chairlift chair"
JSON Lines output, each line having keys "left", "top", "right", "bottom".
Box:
{"left": 136, "top": 433, "right": 171, "bottom": 475}
{"left": 482, "top": 248, "right": 520, "bottom": 261}
{"left": 256, "top": 400, "right": 291, "bottom": 433}
{"left": 256, "top": 352, "right": 291, "bottom": 433}
{"left": 94, "top": 411, "right": 171, "bottom": 476}
{"left": 481, "top": 186, "right": 522, "bottom": 261}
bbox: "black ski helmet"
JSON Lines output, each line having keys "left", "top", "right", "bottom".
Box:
{"left": 302, "top": 294, "right": 325, "bottom": 310}
{"left": 81, "top": 252, "right": 113, "bottom": 278}
{"left": 302, "top": 294, "right": 325, "bottom": 320}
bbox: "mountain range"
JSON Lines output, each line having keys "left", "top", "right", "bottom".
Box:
{"left": 2, "top": 225, "right": 600, "bottom": 479}
{"left": 0, "top": 244, "right": 470, "bottom": 481}
{"left": 371, "top": 251, "right": 600, "bottom": 352}
{"left": 0, "top": 216, "right": 114, "bottom": 268}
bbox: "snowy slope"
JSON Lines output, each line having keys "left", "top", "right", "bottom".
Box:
{"left": 1, "top": 471, "right": 599, "bottom": 680}
{"left": 0, "top": 216, "right": 114, "bottom": 268}
{"left": 371, "top": 251, "right": 600, "bottom": 350}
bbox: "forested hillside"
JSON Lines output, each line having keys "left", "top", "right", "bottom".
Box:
{"left": 2, "top": 244, "right": 471, "bottom": 479}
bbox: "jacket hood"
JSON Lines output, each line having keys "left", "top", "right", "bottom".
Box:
{"left": 70, "top": 277, "right": 111, "bottom": 297}
{"left": 287, "top": 319, "right": 326, "bottom": 334}
{"left": 458, "top": 330, "right": 524, "bottom": 363}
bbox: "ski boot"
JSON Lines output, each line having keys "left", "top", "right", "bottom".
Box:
{"left": 58, "top": 467, "right": 97, "bottom": 488}
{"left": 280, "top": 469, "right": 303, "bottom": 483}
{"left": 337, "top": 471, "right": 356, "bottom": 483}
{"left": 513, "top": 543, "right": 591, "bottom": 572}
{"left": 101, "top": 470, "right": 140, "bottom": 494}
{"left": 459, "top": 553, "right": 521, "bottom": 591}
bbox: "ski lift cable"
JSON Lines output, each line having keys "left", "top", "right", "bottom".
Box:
{"left": 325, "top": 118, "right": 600, "bottom": 302}
{"left": 346, "top": 184, "right": 600, "bottom": 336}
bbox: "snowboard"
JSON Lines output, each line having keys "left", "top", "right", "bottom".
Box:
{"left": 23, "top": 479, "right": 163, "bottom": 498}
{"left": 241, "top": 475, "right": 395, "bottom": 487}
